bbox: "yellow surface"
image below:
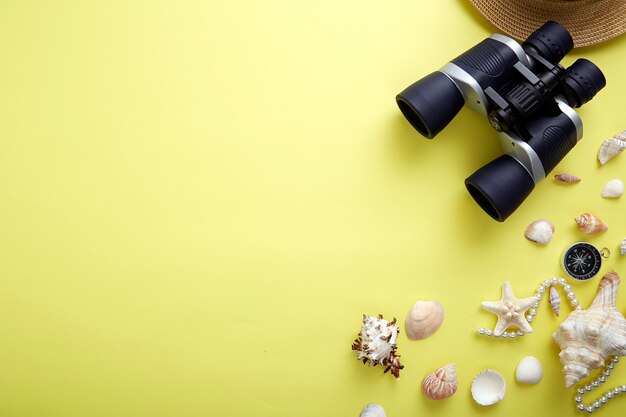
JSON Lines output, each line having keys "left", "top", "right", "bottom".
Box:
{"left": 1, "top": 1, "right": 625, "bottom": 416}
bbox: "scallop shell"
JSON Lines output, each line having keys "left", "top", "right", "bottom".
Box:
{"left": 601, "top": 179, "right": 624, "bottom": 198}
{"left": 574, "top": 213, "right": 608, "bottom": 234}
{"left": 552, "top": 271, "right": 626, "bottom": 388}
{"left": 405, "top": 301, "right": 444, "bottom": 340}
{"left": 471, "top": 369, "right": 506, "bottom": 406}
{"left": 515, "top": 356, "right": 543, "bottom": 384}
{"left": 598, "top": 131, "right": 626, "bottom": 165}
{"left": 524, "top": 219, "right": 555, "bottom": 245}
{"left": 359, "top": 404, "right": 386, "bottom": 417}
{"left": 549, "top": 286, "right": 561, "bottom": 317}
{"left": 554, "top": 173, "right": 581, "bottom": 183}
{"left": 421, "top": 364, "right": 458, "bottom": 400}
{"left": 621, "top": 238, "right": 626, "bottom": 256}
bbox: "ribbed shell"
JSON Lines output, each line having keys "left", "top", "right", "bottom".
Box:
{"left": 421, "top": 364, "right": 458, "bottom": 400}
{"left": 575, "top": 213, "right": 608, "bottom": 234}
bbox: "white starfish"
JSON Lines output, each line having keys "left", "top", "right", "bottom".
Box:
{"left": 481, "top": 282, "right": 536, "bottom": 336}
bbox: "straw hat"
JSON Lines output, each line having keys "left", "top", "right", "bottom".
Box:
{"left": 469, "top": 0, "right": 626, "bottom": 47}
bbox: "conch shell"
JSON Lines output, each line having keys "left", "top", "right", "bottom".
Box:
{"left": 524, "top": 219, "right": 555, "bottom": 245}
{"left": 552, "top": 271, "right": 626, "bottom": 388}
{"left": 575, "top": 213, "right": 608, "bottom": 234}
{"left": 601, "top": 179, "right": 624, "bottom": 198}
{"left": 598, "top": 131, "right": 626, "bottom": 165}
{"left": 554, "top": 173, "right": 581, "bottom": 183}
{"left": 421, "top": 363, "right": 458, "bottom": 400}
{"left": 405, "top": 301, "right": 444, "bottom": 340}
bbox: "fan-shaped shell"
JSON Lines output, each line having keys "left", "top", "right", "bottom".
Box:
{"left": 552, "top": 272, "right": 626, "bottom": 388}
{"left": 471, "top": 369, "right": 506, "bottom": 406}
{"left": 524, "top": 219, "right": 555, "bottom": 245}
{"left": 598, "top": 131, "right": 626, "bottom": 165}
{"left": 421, "top": 364, "right": 458, "bottom": 400}
{"left": 575, "top": 213, "right": 608, "bottom": 234}
{"left": 405, "top": 301, "right": 444, "bottom": 340}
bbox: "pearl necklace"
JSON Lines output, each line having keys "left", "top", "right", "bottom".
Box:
{"left": 476, "top": 277, "right": 625, "bottom": 413}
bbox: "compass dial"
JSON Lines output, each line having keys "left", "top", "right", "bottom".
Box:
{"left": 562, "top": 242, "right": 602, "bottom": 281}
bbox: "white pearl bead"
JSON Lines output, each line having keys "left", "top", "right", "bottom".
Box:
{"left": 586, "top": 405, "right": 594, "bottom": 413}
{"left": 533, "top": 301, "right": 539, "bottom": 308}
{"left": 542, "top": 280, "right": 550, "bottom": 288}
{"left": 576, "top": 305, "right": 583, "bottom": 311}
{"left": 537, "top": 286, "right": 545, "bottom": 294}
{"left": 509, "top": 332, "right": 516, "bottom": 339}
{"left": 486, "top": 329, "right": 493, "bottom": 336}
{"left": 478, "top": 328, "right": 485, "bottom": 335}
{"left": 564, "top": 284, "right": 571, "bottom": 292}
{"left": 600, "top": 396, "right": 607, "bottom": 404}
{"left": 578, "top": 388, "right": 585, "bottom": 395}
{"left": 578, "top": 404, "right": 585, "bottom": 411}
{"left": 606, "top": 392, "right": 613, "bottom": 398}
{"left": 585, "top": 385, "right": 593, "bottom": 391}
{"left": 517, "top": 331, "right": 524, "bottom": 336}
{"left": 571, "top": 299, "right": 580, "bottom": 306}
{"left": 599, "top": 376, "right": 606, "bottom": 383}
{"left": 592, "top": 381, "right": 599, "bottom": 387}
{"left": 567, "top": 291, "right": 575, "bottom": 299}
{"left": 535, "top": 294, "right": 542, "bottom": 300}
{"left": 612, "top": 356, "right": 620, "bottom": 363}
{"left": 526, "top": 315, "right": 533, "bottom": 322}
{"left": 551, "top": 277, "right": 558, "bottom": 284}
{"left": 575, "top": 395, "right": 583, "bottom": 403}
{"left": 594, "top": 401, "right": 601, "bottom": 409}
{"left": 613, "top": 388, "right": 621, "bottom": 395}
{"left": 558, "top": 278, "right": 566, "bottom": 285}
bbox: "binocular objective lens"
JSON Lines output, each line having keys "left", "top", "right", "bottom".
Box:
{"left": 396, "top": 71, "right": 464, "bottom": 138}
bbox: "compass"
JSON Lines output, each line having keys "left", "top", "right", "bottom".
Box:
{"left": 561, "top": 242, "right": 610, "bottom": 281}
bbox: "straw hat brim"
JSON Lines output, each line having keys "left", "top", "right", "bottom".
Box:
{"left": 469, "top": 0, "right": 626, "bottom": 47}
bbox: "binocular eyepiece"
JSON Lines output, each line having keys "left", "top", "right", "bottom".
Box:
{"left": 396, "top": 21, "right": 606, "bottom": 221}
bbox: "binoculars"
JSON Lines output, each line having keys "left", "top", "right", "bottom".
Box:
{"left": 396, "top": 21, "right": 606, "bottom": 221}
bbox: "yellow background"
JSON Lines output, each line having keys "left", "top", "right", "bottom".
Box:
{"left": 0, "top": 1, "right": 625, "bottom": 416}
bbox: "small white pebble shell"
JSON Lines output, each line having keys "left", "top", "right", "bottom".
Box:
{"left": 471, "top": 369, "right": 506, "bottom": 406}
{"left": 601, "top": 179, "right": 624, "bottom": 198}
{"left": 524, "top": 219, "right": 555, "bottom": 245}
{"left": 360, "top": 403, "right": 386, "bottom": 417}
{"left": 515, "top": 356, "right": 543, "bottom": 384}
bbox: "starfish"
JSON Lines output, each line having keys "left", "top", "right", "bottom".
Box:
{"left": 481, "top": 281, "right": 536, "bottom": 336}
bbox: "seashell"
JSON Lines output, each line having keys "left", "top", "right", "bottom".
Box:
{"left": 597, "top": 131, "right": 626, "bottom": 165}
{"left": 554, "top": 173, "right": 581, "bottom": 183}
{"left": 359, "top": 404, "right": 386, "bottom": 417}
{"left": 471, "top": 369, "right": 506, "bottom": 406}
{"left": 405, "top": 301, "right": 444, "bottom": 340}
{"left": 352, "top": 314, "right": 403, "bottom": 379}
{"left": 421, "top": 364, "right": 458, "bottom": 400}
{"left": 549, "top": 286, "right": 561, "bottom": 317}
{"left": 515, "top": 356, "right": 543, "bottom": 384}
{"left": 601, "top": 179, "right": 624, "bottom": 198}
{"left": 621, "top": 238, "right": 626, "bottom": 256}
{"left": 524, "top": 219, "right": 555, "bottom": 245}
{"left": 574, "top": 213, "right": 608, "bottom": 234}
{"left": 552, "top": 271, "right": 626, "bottom": 388}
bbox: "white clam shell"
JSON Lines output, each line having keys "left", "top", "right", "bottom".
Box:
{"left": 471, "top": 369, "right": 506, "bottom": 406}
{"left": 405, "top": 301, "right": 444, "bottom": 340}
{"left": 360, "top": 403, "right": 386, "bottom": 417}
{"left": 598, "top": 132, "right": 626, "bottom": 165}
{"left": 515, "top": 356, "right": 543, "bottom": 384}
{"left": 601, "top": 179, "right": 624, "bottom": 198}
{"left": 524, "top": 219, "right": 555, "bottom": 245}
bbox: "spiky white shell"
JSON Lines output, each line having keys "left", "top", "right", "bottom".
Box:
{"left": 405, "top": 301, "right": 444, "bottom": 340}
{"left": 471, "top": 369, "right": 506, "bottom": 406}
{"left": 357, "top": 315, "right": 398, "bottom": 365}
{"left": 524, "top": 219, "right": 555, "bottom": 245}
{"left": 515, "top": 356, "right": 543, "bottom": 384}
{"left": 598, "top": 131, "right": 626, "bottom": 165}
{"left": 601, "top": 179, "right": 624, "bottom": 198}
{"left": 360, "top": 404, "right": 386, "bottom": 417}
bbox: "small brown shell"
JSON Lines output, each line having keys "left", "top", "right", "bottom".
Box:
{"left": 575, "top": 213, "right": 608, "bottom": 234}
{"left": 554, "top": 173, "right": 581, "bottom": 183}
{"left": 549, "top": 286, "right": 561, "bottom": 317}
{"left": 422, "top": 364, "right": 458, "bottom": 400}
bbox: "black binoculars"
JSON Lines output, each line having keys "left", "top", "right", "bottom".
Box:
{"left": 396, "top": 21, "right": 606, "bottom": 221}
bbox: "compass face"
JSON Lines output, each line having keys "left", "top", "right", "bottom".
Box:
{"left": 563, "top": 242, "right": 602, "bottom": 281}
